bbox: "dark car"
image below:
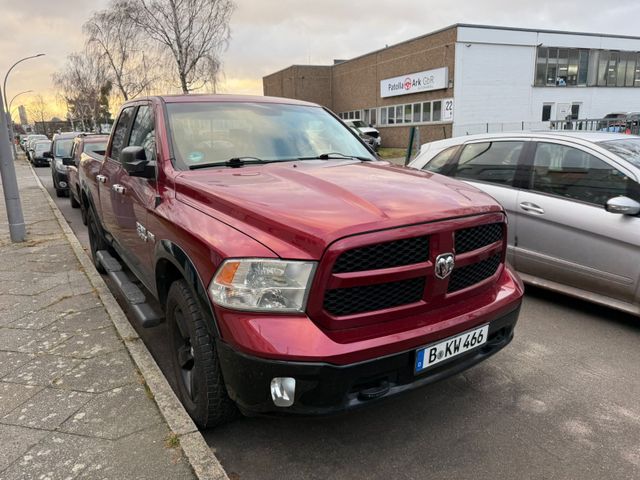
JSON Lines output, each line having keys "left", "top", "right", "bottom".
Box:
{"left": 47, "top": 132, "right": 83, "bottom": 197}
{"left": 79, "top": 94, "right": 523, "bottom": 428}
{"left": 31, "top": 139, "right": 52, "bottom": 167}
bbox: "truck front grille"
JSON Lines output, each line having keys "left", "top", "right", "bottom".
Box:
{"left": 447, "top": 254, "right": 501, "bottom": 293}
{"left": 332, "top": 236, "right": 429, "bottom": 273}
{"left": 323, "top": 277, "right": 425, "bottom": 316}
{"left": 455, "top": 223, "right": 502, "bottom": 254}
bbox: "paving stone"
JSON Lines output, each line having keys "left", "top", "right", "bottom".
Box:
{"left": 48, "top": 328, "right": 125, "bottom": 359}
{"left": 1, "top": 387, "right": 93, "bottom": 430}
{"left": 2, "top": 354, "right": 82, "bottom": 386}
{"left": 0, "top": 423, "right": 49, "bottom": 472}
{"left": 59, "top": 385, "right": 163, "bottom": 440}
{"left": 0, "top": 271, "right": 72, "bottom": 296}
{"left": 0, "top": 382, "right": 43, "bottom": 417}
{"left": 55, "top": 350, "right": 138, "bottom": 393}
{"left": 0, "top": 351, "right": 34, "bottom": 377}
{"left": 0, "top": 328, "right": 71, "bottom": 354}
{"left": 76, "top": 423, "right": 195, "bottom": 480}
{"left": 47, "top": 307, "right": 112, "bottom": 333}
{"left": 0, "top": 431, "right": 109, "bottom": 480}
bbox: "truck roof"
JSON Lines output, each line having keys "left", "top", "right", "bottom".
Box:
{"left": 131, "top": 94, "right": 319, "bottom": 108}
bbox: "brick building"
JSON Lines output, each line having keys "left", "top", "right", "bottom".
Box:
{"left": 264, "top": 24, "right": 640, "bottom": 147}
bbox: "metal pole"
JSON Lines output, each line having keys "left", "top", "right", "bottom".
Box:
{"left": 0, "top": 86, "right": 26, "bottom": 242}
{"left": 3, "top": 54, "right": 45, "bottom": 158}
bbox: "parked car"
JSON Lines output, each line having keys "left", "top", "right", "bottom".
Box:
{"left": 78, "top": 94, "right": 523, "bottom": 427}
{"left": 47, "top": 132, "right": 83, "bottom": 197}
{"left": 345, "top": 119, "right": 381, "bottom": 149}
{"left": 25, "top": 134, "right": 47, "bottom": 160}
{"left": 30, "top": 139, "right": 52, "bottom": 167}
{"left": 349, "top": 126, "right": 377, "bottom": 150}
{"left": 409, "top": 131, "right": 640, "bottom": 317}
{"left": 67, "top": 133, "right": 108, "bottom": 223}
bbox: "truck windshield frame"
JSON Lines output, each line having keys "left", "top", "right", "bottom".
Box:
{"left": 165, "top": 102, "right": 376, "bottom": 170}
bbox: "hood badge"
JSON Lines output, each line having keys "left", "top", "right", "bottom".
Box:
{"left": 435, "top": 253, "right": 455, "bottom": 279}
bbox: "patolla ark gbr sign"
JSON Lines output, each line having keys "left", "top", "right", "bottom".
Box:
{"left": 380, "top": 67, "right": 448, "bottom": 98}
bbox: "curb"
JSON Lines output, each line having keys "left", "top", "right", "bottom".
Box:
{"left": 26, "top": 160, "right": 229, "bottom": 480}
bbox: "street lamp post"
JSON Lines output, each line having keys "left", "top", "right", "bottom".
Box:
{"left": 9, "top": 89, "right": 33, "bottom": 112}
{"left": 0, "top": 86, "right": 25, "bottom": 242}
{"left": 3, "top": 54, "right": 45, "bottom": 156}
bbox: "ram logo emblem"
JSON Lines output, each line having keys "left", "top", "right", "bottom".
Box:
{"left": 435, "top": 253, "right": 455, "bottom": 280}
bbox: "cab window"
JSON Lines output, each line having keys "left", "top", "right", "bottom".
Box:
{"left": 128, "top": 105, "right": 156, "bottom": 162}
{"left": 455, "top": 141, "right": 523, "bottom": 186}
{"left": 110, "top": 107, "right": 136, "bottom": 161}
{"left": 422, "top": 146, "right": 459, "bottom": 174}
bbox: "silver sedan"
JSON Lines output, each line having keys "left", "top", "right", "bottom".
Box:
{"left": 409, "top": 132, "right": 640, "bottom": 317}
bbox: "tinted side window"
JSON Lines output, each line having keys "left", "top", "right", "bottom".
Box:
{"left": 455, "top": 141, "right": 523, "bottom": 186}
{"left": 128, "top": 105, "right": 156, "bottom": 162}
{"left": 422, "top": 146, "right": 458, "bottom": 174}
{"left": 110, "top": 107, "right": 135, "bottom": 161}
{"left": 531, "top": 142, "right": 629, "bottom": 205}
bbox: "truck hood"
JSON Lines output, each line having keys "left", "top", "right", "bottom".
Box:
{"left": 175, "top": 160, "right": 503, "bottom": 259}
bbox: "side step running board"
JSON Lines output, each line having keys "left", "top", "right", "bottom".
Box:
{"left": 96, "top": 250, "right": 164, "bottom": 328}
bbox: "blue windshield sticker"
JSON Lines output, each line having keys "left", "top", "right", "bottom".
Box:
{"left": 188, "top": 151, "right": 204, "bottom": 163}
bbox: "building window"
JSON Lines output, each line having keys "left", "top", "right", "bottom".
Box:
{"left": 395, "top": 105, "right": 403, "bottom": 124}
{"left": 404, "top": 104, "right": 412, "bottom": 123}
{"left": 412, "top": 103, "right": 421, "bottom": 123}
{"left": 380, "top": 108, "right": 387, "bottom": 125}
{"left": 370, "top": 108, "right": 377, "bottom": 126}
{"left": 433, "top": 101, "right": 442, "bottom": 121}
{"left": 542, "top": 104, "right": 552, "bottom": 121}
{"left": 388, "top": 106, "right": 395, "bottom": 124}
{"left": 422, "top": 102, "right": 431, "bottom": 122}
{"left": 534, "top": 46, "right": 640, "bottom": 88}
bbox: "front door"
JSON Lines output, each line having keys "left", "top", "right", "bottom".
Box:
{"left": 514, "top": 141, "right": 640, "bottom": 303}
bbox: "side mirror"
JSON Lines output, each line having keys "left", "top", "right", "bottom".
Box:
{"left": 605, "top": 196, "right": 640, "bottom": 216}
{"left": 62, "top": 157, "right": 74, "bottom": 166}
{"left": 120, "top": 146, "right": 155, "bottom": 178}
{"left": 43, "top": 151, "right": 53, "bottom": 158}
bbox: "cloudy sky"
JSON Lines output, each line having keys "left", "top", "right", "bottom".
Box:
{"left": 1, "top": 0, "right": 639, "bottom": 119}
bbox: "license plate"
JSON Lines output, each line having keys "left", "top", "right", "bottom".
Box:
{"left": 415, "top": 325, "right": 489, "bottom": 373}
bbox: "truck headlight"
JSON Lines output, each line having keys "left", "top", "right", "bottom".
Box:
{"left": 54, "top": 158, "right": 67, "bottom": 174}
{"left": 209, "top": 259, "right": 316, "bottom": 312}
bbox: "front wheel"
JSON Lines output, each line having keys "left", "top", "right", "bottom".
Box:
{"left": 69, "top": 190, "right": 80, "bottom": 208}
{"left": 166, "top": 280, "right": 237, "bottom": 428}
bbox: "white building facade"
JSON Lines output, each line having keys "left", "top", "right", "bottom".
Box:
{"left": 453, "top": 25, "right": 640, "bottom": 136}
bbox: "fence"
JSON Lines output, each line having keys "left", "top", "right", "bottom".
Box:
{"left": 453, "top": 118, "right": 640, "bottom": 137}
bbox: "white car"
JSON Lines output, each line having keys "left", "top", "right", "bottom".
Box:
{"left": 408, "top": 131, "right": 640, "bottom": 317}
{"left": 345, "top": 120, "right": 381, "bottom": 150}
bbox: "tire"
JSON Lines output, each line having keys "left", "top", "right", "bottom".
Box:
{"left": 87, "top": 208, "right": 107, "bottom": 273}
{"left": 70, "top": 190, "right": 80, "bottom": 208}
{"left": 80, "top": 200, "right": 88, "bottom": 225}
{"left": 55, "top": 188, "right": 66, "bottom": 198}
{"left": 166, "top": 280, "right": 237, "bottom": 428}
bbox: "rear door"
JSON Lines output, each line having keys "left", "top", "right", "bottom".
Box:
{"left": 515, "top": 140, "right": 640, "bottom": 302}
{"left": 98, "top": 106, "right": 136, "bottom": 239}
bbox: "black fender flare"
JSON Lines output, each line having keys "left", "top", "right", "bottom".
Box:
{"left": 155, "top": 239, "right": 221, "bottom": 339}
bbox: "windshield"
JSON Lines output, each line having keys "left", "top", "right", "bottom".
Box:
{"left": 166, "top": 102, "right": 375, "bottom": 169}
{"left": 54, "top": 139, "right": 74, "bottom": 157}
{"left": 84, "top": 140, "right": 107, "bottom": 153}
{"left": 35, "top": 141, "right": 51, "bottom": 152}
{"left": 350, "top": 120, "right": 368, "bottom": 128}
{"left": 598, "top": 138, "right": 640, "bottom": 168}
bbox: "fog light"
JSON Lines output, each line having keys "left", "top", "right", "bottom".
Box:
{"left": 59, "top": 181, "right": 67, "bottom": 188}
{"left": 270, "top": 377, "right": 296, "bottom": 407}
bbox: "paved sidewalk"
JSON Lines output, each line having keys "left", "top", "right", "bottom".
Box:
{"left": 0, "top": 158, "right": 196, "bottom": 479}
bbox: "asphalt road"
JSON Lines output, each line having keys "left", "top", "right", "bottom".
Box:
{"left": 34, "top": 164, "right": 640, "bottom": 480}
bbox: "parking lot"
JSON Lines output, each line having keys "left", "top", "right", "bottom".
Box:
{"left": 34, "top": 165, "right": 640, "bottom": 480}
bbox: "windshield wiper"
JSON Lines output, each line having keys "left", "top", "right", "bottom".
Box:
{"left": 297, "top": 152, "right": 373, "bottom": 161}
{"left": 188, "top": 156, "right": 270, "bottom": 170}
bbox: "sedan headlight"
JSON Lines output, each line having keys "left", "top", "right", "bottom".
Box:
{"left": 209, "top": 259, "right": 316, "bottom": 312}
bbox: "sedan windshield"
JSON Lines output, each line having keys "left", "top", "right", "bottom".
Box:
{"left": 598, "top": 138, "right": 640, "bottom": 168}
{"left": 166, "top": 102, "right": 375, "bottom": 169}
{"left": 34, "top": 141, "right": 51, "bottom": 152}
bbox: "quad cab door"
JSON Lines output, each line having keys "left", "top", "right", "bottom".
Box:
{"left": 98, "top": 103, "right": 157, "bottom": 289}
{"left": 514, "top": 140, "right": 640, "bottom": 303}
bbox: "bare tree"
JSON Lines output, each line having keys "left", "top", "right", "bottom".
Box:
{"left": 27, "top": 95, "right": 51, "bottom": 133}
{"left": 83, "top": 6, "right": 157, "bottom": 101}
{"left": 52, "top": 51, "right": 113, "bottom": 132}
{"left": 117, "top": 0, "right": 235, "bottom": 93}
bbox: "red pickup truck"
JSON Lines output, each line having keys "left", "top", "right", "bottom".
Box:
{"left": 78, "top": 94, "right": 523, "bottom": 427}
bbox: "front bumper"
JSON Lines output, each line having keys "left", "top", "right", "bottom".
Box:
{"left": 217, "top": 304, "right": 520, "bottom": 416}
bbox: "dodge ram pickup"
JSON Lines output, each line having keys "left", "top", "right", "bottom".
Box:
{"left": 78, "top": 94, "right": 524, "bottom": 428}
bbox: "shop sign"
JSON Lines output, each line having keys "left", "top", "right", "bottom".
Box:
{"left": 381, "top": 67, "right": 448, "bottom": 98}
